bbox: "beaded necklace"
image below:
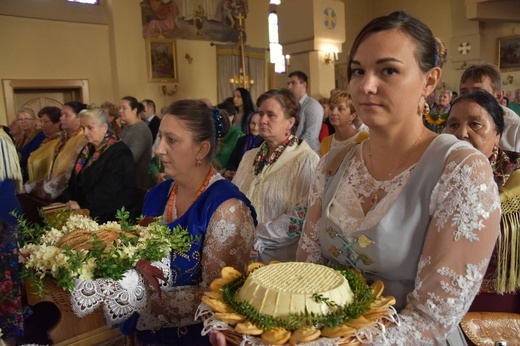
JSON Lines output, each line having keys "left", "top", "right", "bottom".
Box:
{"left": 253, "top": 134, "right": 297, "bottom": 176}
{"left": 166, "top": 164, "right": 214, "bottom": 223}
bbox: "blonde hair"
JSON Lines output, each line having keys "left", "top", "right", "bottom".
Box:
{"left": 16, "top": 107, "right": 36, "bottom": 119}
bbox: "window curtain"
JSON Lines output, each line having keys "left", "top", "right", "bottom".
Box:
{"left": 216, "top": 44, "right": 265, "bottom": 105}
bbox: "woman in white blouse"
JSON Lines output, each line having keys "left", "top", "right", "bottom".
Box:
{"left": 296, "top": 11, "right": 500, "bottom": 345}
{"left": 232, "top": 88, "right": 319, "bottom": 264}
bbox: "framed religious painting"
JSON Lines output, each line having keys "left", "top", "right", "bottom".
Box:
{"left": 498, "top": 35, "right": 520, "bottom": 71}
{"left": 146, "top": 38, "right": 178, "bottom": 82}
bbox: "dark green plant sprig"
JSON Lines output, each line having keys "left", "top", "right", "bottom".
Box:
{"left": 116, "top": 207, "right": 132, "bottom": 231}
{"left": 169, "top": 224, "right": 194, "bottom": 252}
{"left": 219, "top": 266, "right": 376, "bottom": 331}
{"left": 12, "top": 211, "right": 47, "bottom": 244}
{"left": 312, "top": 293, "right": 341, "bottom": 309}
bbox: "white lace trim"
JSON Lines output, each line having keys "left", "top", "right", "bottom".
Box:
{"left": 71, "top": 265, "right": 152, "bottom": 325}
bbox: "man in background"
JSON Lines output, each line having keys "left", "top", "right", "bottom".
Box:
{"left": 287, "top": 71, "right": 323, "bottom": 153}
{"left": 141, "top": 99, "right": 161, "bottom": 143}
{"left": 459, "top": 63, "right": 520, "bottom": 152}
{"left": 508, "top": 87, "right": 520, "bottom": 115}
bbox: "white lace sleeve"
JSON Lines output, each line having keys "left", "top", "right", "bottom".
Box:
{"left": 296, "top": 155, "right": 328, "bottom": 264}
{"left": 70, "top": 198, "right": 256, "bottom": 329}
{"left": 379, "top": 147, "right": 501, "bottom": 344}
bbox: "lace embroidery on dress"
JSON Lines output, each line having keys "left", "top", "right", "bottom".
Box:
{"left": 297, "top": 141, "right": 501, "bottom": 343}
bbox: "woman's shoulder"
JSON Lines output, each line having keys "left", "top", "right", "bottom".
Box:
{"left": 431, "top": 134, "right": 489, "bottom": 169}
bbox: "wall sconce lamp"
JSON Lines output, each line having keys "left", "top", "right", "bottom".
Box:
{"left": 504, "top": 75, "right": 514, "bottom": 85}
{"left": 185, "top": 53, "right": 193, "bottom": 64}
{"left": 161, "top": 84, "right": 178, "bottom": 96}
{"left": 324, "top": 51, "right": 338, "bottom": 65}
{"left": 285, "top": 54, "right": 291, "bottom": 67}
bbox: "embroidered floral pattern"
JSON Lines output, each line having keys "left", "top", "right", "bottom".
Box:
{"left": 287, "top": 205, "right": 307, "bottom": 238}
{"left": 489, "top": 147, "right": 520, "bottom": 187}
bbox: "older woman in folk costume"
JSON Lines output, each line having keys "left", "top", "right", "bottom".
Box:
{"left": 60, "top": 106, "right": 138, "bottom": 224}
{"left": 232, "top": 88, "right": 319, "bottom": 263}
{"left": 296, "top": 11, "right": 499, "bottom": 345}
{"left": 25, "top": 106, "right": 62, "bottom": 185}
{"left": 70, "top": 100, "right": 256, "bottom": 345}
{"left": 23, "top": 101, "right": 87, "bottom": 201}
{"left": 446, "top": 90, "right": 520, "bottom": 344}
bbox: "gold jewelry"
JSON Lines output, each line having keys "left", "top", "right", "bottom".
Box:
{"left": 367, "top": 126, "right": 426, "bottom": 206}
{"left": 196, "top": 159, "right": 202, "bottom": 166}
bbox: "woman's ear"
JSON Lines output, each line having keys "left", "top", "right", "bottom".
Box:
{"left": 198, "top": 140, "right": 211, "bottom": 160}
{"left": 287, "top": 116, "right": 296, "bottom": 130}
{"left": 424, "top": 67, "right": 442, "bottom": 96}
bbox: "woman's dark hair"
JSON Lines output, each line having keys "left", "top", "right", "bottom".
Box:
{"left": 63, "top": 101, "right": 87, "bottom": 116}
{"left": 121, "top": 96, "right": 144, "bottom": 115}
{"left": 234, "top": 88, "right": 255, "bottom": 133}
{"left": 503, "top": 96, "right": 510, "bottom": 107}
{"left": 163, "top": 99, "right": 230, "bottom": 162}
{"left": 38, "top": 106, "right": 61, "bottom": 124}
{"left": 217, "top": 99, "right": 237, "bottom": 120}
{"left": 347, "top": 10, "right": 446, "bottom": 82}
{"left": 256, "top": 88, "right": 300, "bottom": 134}
{"left": 448, "top": 89, "right": 504, "bottom": 136}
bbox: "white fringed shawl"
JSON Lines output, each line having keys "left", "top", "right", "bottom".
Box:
{"left": 0, "top": 128, "right": 22, "bottom": 191}
{"left": 232, "top": 140, "right": 319, "bottom": 224}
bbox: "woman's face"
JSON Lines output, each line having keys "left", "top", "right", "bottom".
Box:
{"left": 60, "top": 105, "right": 81, "bottom": 133}
{"left": 155, "top": 115, "right": 205, "bottom": 180}
{"left": 321, "top": 103, "right": 330, "bottom": 119}
{"left": 445, "top": 99, "right": 500, "bottom": 158}
{"left": 17, "top": 111, "right": 36, "bottom": 132}
{"left": 81, "top": 117, "right": 108, "bottom": 147}
{"left": 249, "top": 113, "right": 261, "bottom": 136}
{"left": 233, "top": 90, "right": 243, "bottom": 108}
{"left": 118, "top": 99, "right": 137, "bottom": 123}
{"left": 40, "top": 114, "right": 61, "bottom": 138}
{"left": 258, "top": 98, "right": 295, "bottom": 145}
{"left": 438, "top": 92, "right": 451, "bottom": 107}
{"left": 329, "top": 101, "right": 354, "bottom": 128}
{"left": 348, "top": 30, "right": 432, "bottom": 129}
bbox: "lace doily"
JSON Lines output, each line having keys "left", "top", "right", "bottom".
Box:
{"left": 70, "top": 258, "right": 170, "bottom": 325}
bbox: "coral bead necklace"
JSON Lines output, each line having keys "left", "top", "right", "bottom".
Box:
{"left": 166, "top": 164, "right": 214, "bottom": 223}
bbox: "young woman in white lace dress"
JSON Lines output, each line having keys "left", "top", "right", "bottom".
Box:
{"left": 296, "top": 11, "right": 500, "bottom": 345}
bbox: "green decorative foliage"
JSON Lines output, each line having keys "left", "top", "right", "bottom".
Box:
{"left": 17, "top": 209, "right": 194, "bottom": 295}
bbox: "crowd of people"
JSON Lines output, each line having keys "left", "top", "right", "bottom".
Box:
{"left": 1, "top": 10, "right": 519, "bottom": 346}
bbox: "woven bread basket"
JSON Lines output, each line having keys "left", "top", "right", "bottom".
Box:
{"left": 55, "top": 228, "right": 137, "bottom": 251}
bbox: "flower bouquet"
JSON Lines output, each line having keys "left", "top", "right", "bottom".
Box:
{"left": 424, "top": 109, "right": 448, "bottom": 128}
{"left": 17, "top": 208, "right": 192, "bottom": 316}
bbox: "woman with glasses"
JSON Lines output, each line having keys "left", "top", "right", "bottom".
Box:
{"left": 15, "top": 107, "right": 45, "bottom": 181}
